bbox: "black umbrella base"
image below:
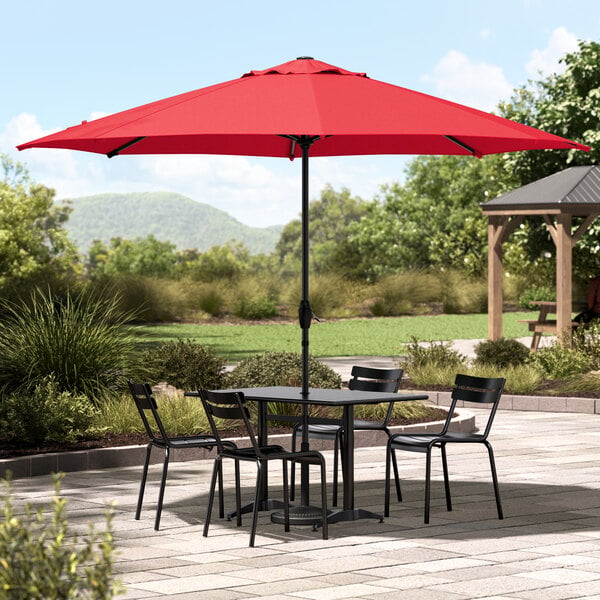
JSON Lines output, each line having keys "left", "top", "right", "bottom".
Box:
{"left": 270, "top": 506, "right": 383, "bottom": 526}
{"left": 270, "top": 505, "right": 326, "bottom": 526}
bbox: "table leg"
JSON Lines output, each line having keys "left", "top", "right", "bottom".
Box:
{"left": 325, "top": 404, "right": 383, "bottom": 525}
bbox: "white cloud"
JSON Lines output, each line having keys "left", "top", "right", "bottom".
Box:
{"left": 421, "top": 50, "right": 513, "bottom": 112}
{"left": 526, "top": 26, "right": 579, "bottom": 77}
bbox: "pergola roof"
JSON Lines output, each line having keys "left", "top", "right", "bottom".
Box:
{"left": 482, "top": 165, "right": 600, "bottom": 214}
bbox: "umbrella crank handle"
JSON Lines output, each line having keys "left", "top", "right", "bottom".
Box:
{"left": 298, "top": 301, "right": 321, "bottom": 329}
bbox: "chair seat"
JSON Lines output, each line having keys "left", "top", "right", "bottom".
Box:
{"left": 297, "top": 423, "right": 342, "bottom": 439}
{"left": 390, "top": 432, "right": 485, "bottom": 451}
{"left": 167, "top": 435, "right": 218, "bottom": 448}
{"left": 353, "top": 419, "right": 386, "bottom": 431}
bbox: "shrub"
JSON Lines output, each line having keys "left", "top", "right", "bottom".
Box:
{"left": 227, "top": 352, "right": 341, "bottom": 417}
{"left": 440, "top": 271, "right": 487, "bottom": 314}
{"left": 370, "top": 272, "right": 442, "bottom": 316}
{"left": 473, "top": 338, "right": 530, "bottom": 368}
{"left": 572, "top": 320, "right": 600, "bottom": 370}
{"left": 233, "top": 295, "right": 278, "bottom": 320}
{"left": 518, "top": 285, "right": 555, "bottom": 310}
{"left": 227, "top": 352, "right": 341, "bottom": 389}
{"left": 89, "top": 275, "right": 185, "bottom": 322}
{"left": 229, "top": 277, "right": 279, "bottom": 320}
{"left": 528, "top": 343, "right": 593, "bottom": 379}
{"left": 0, "top": 473, "right": 123, "bottom": 599}
{"left": 0, "top": 289, "right": 137, "bottom": 400}
{"left": 469, "top": 364, "right": 542, "bottom": 395}
{"left": 94, "top": 392, "right": 212, "bottom": 436}
{"left": 138, "top": 339, "right": 226, "bottom": 390}
{"left": 404, "top": 337, "right": 467, "bottom": 370}
{"left": 0, "top": 376, "right": 97, "bottom": 444}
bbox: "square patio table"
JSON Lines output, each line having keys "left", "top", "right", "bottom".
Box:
{"left": 219, "top": 386, "right": 429, "bottom": 526}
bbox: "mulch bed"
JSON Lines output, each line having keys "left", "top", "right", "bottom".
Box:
{"left": 0, "top": 408, "right": 451, "bottom": 460}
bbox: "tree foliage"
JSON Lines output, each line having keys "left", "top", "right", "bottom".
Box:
{"left": 498, "top": 40, "right": 600, "bottom": 283}
{"left": 0, "top": 155, "right": 77, "bottom": 287}
{"left": 346, "top": 154, "right": 515, "bottom": 279}
{"left": 87, "top": 235, "right": 180, "bottom": 278}
{"left": 276, "top": 185, "right": 368, "bottom": 274}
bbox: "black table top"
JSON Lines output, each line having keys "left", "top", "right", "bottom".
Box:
{"left": 187, "top": 386, "right": 428, "bottom": 406}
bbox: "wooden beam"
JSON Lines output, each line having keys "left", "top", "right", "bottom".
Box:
{"left": 555, "top": 214, "right": 573, "bottom": 346}
{"left": 487, "top": 216, "right": 504, "bottom": 340}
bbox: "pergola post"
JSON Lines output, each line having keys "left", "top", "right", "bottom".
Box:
{"left": 555, "top": 214, "right": 573, "bottom": 346}
{"left": 488, "top": 216, "right": 504, "bottom": 340}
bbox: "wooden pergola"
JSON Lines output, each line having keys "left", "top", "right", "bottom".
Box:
{"left": 481, "top": 166, "right": 600, "bottom": 345}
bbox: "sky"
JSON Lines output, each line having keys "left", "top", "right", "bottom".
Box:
{"left": 2, "top": 0, "right": 599, "bottom": 227}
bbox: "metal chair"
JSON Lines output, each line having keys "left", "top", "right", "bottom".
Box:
{"left": 199, "top": 388, "right": 328, "bottom": 547}
{"left": 384, "top": 373, "right": 505, "bottom": 524}
{"left": 128, "top": 380, "right": 233, "bottom": 531}
{"left": 290, "top": 366, "right": 403, "bottom": 506}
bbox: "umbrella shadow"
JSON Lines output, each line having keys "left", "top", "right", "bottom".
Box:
{"left": 158, "top": 468, "right": 600, "bottom": 542}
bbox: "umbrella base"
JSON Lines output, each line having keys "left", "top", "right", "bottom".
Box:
{"left": 270, "top": 505, "right": 327, "bottom": 526}
{"left": 270, "top": 506, "right": 383, "bottom": 526}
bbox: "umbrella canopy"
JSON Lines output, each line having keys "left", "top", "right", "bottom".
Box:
{"left": 18, "top": 57, "right": 589, "bottom": 159}
{"left": 18, "top": 57, "right": 590, "bottom": 396}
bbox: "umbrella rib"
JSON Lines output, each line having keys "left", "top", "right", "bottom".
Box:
{"left": 444, "top": 135, "right": 478, "bottom": 156}
{"left": 107, "top": 136, "right": 146, "bottom": 158}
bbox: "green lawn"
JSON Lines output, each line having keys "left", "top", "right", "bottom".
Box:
{"left": 133, "top": 312, "right": 538, "bottom": 361}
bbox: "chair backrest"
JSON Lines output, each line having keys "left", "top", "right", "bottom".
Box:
{"left": 199, "top": 389, "right": 261, "bottom": 456}
{"left": 127, "top": 380, "right": 170, "bottom": 445}
{"left": 446, "top": 373, "right": 506, "bottom": 438}
{"left": 348, "top": 366, "right": 403, "bottom": 425}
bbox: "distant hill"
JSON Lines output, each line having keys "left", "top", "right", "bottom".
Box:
{"left": 59, "top": 192, "right": 283, "bottom": 254}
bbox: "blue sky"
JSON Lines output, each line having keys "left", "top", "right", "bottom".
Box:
{"left": 2, "top": 0, "right": 598, "bottom": 227}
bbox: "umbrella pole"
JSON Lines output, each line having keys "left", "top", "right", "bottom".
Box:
{"left": 299, "top": 138, "right": 312, "bottom": 399}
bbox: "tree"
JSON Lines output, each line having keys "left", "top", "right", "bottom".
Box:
{"left": 275, "top": 185, "right": 368, "bottom": 275}
{"left": 180, "top": 241, "right": 250, "bottom": 281}
{"left": 498, "top": 40, "right": 600, "bottom": 282}
{"left": 87, "top": 235, "right": 179, "bottom": 278}
{"left": 0, "top": 155, "right": 77, "bottom": 287}
{"left": 346, "top": 154, "right": 515, "bottom": 279}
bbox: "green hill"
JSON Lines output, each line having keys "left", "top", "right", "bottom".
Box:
{"left": 60, "top": 192, "right": 282, "bottom": 254}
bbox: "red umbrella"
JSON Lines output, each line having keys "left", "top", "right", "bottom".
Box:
{"left": 18, "top": 57, "right": 590, "bottom": 395}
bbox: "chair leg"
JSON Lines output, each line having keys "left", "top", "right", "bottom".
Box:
{"left": 332, "top": 433, "right": 340, "bottom": 507}
{"left": 485, "top": 441, "right": 504, "bottom": 520}
{"left": 203, "top": 456, "right": 221, "bottom": 538}
{"left": 235, "top": 460, "right": 242, "bottom": 527}
{"left": 440, "top": 444, "right": 452, "bottom": 512}
{"left": 424, "top": 448, "right": 432, "bottom": 524}
{"left": 391, "top": 448, "right": 402, "bottom": 502}
{"left": 218, "top": 459, "right": 225, "bottom": 519}
{"left": 319, "top": 458, "right": 329, "bottom": 540}
{"left": 290, "top": 428, "right": 297, "bottom": 502}
{"left": 249, "top": 461, "right": 266, "bottom": 547}
{"left": 384, "top": 442, "right": 392, "bottom": 517}
{"left": 136, "top": 443, "right": 153, "bottom": 521}
{"left": 154, "top": 447, "right": 170, "bottom": 531}
{"left": 282, "top": 461, "right": 290, "bottom": 532}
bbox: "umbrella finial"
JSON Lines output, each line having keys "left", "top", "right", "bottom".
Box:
{"left": 296, "top": 56, "right": 314, "bottom": 60}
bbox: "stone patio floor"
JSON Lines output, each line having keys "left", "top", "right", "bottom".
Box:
{"left": 7, "top": 406, "right": 600, "bottom": 599}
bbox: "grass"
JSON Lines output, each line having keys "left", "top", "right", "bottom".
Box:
{"left": 133, "top": 312, "right": 539, "bottom": 361}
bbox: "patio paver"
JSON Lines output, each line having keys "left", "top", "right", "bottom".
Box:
{"left": 4, "top": 407, "right": 600, "bottom": 599}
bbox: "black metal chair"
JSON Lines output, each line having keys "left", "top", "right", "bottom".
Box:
{"left": 199, "top": 388, "right": 328, "bottom": 547}
{"left": 384, "top": 373, "right": 505, "bottom": 524}
{"left": 290, "top": 366, "right": 403, "bottom": 506}
{"left": 128, "top": 380, "right": 233, "bottom": 531}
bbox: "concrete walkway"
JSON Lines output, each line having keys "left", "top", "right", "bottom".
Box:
{"left": 7, "top": 407, "right": 600, "bottom": 599}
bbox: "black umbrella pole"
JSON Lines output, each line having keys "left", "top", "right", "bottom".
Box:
{"left": 299, "top": 138, "right": 312, "bottom": 398}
